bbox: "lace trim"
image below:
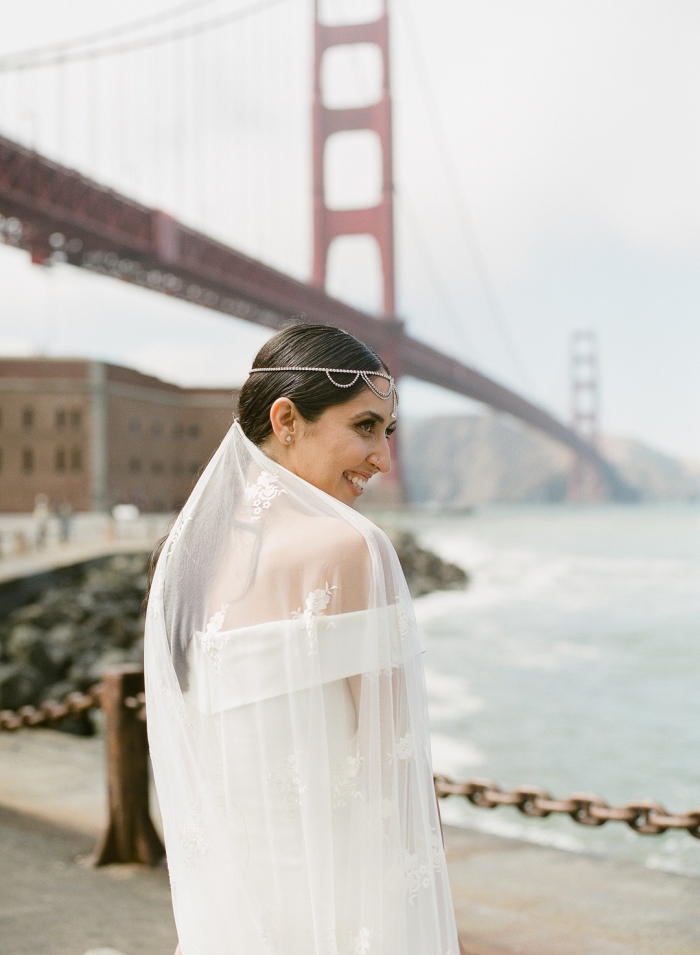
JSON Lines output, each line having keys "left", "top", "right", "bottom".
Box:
{"left": 266, "top": 750, "right": 307, "bottom": 817}
{"left": 396, "top": 733, "right": 414, "bottom": 761}
{"left": 330, "top": 755, "right": 363, "bottom": 808}
{"left": 405, "top": 829, "right": 444, "bottom": 904}
{"left": 180, "top": 807, "right": 208, "bottom": 866}
{"left": 395, "top": 594, "right": 410, "bottom": 636}
{"left": 160, "top": 677, "right": 190, "bottom": 729}
{"left": 166, "top": 515, "right": 191, "bottom": 556}
{"left": 351, "top": 928, "right": 373, "bottom": 955}
{"left": 292, "top": 583, "right": 337, "bottom": 654}
{"left": 244, "top": 470, "right": 286, "bottom": 521}
{"left": 405, "top": 852, "right": 432, "bottom": 903}
{"left": 195, "top": 604, "right": 230, "bottom": 669}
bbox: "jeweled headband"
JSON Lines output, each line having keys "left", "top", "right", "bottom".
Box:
{"left": 247, "top": 366, "right": 398, "bottom": 419}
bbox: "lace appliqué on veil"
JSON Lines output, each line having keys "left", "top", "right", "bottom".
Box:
{"left": 395, "top": 594, "right": 410, "bottom": 637}
{"left": 405, "top": 829, "right": 444, "bottom": 904}
{"left": 195, "top": 604, "right": 230, "bottom": 669}
{"left": 245, "top": 470, "right": 286, "bottom": 521}
{"left": 266, "top": 750, "right": 307, "bottom": 817}
{"left": 351, "top": 927, "right": 373, "bottom": 955}
{"left": 180, "top": 807, "right": 208, "bottom": 866}
{"left": 292, "top": 583, "right": 337, "bottom": 655}
{"left": 396, "top": 733, "right": 414, "bottom": 761}
{"left": 166, "top": 515, "right": 191, "bottom": 557}
{"left": 330, "top": 755, "right": 363, "bottom": 808}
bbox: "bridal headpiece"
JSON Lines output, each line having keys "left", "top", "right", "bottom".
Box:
{"left": 248, "top": 365, "right": 398, "bottom": 419}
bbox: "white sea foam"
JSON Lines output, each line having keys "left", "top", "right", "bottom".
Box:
{"left": 424, "top": 668, "right": 483, "bottom": 721}
{"left": 430, "top": 732, "right": 485, "bottom": 776}
{"left": 439, "top": 797, "right": 586, "bottom": 853}
{"left": 407, "top": 504, "right": 700, "bottom": 877}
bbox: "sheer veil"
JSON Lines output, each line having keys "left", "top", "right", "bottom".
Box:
{"left": 145, "top": 419, "right": 460, "bottom": 955}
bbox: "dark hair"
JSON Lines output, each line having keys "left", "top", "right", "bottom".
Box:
{"left": 237, "top": 322, "right": 389, "bottom": 445}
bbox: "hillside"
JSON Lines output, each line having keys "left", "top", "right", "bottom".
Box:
{"left": 401, "top": 414, "right": 700, "bottom": 506}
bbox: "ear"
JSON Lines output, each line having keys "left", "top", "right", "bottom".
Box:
{"left": 268, "top": 397, "right": 299, "bottom": 444}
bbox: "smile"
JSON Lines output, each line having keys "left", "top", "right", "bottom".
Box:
{"left": 343, "top": 471, "right": 369, "bottom": 493}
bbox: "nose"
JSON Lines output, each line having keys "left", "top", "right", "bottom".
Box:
{"left": 369, "top": 436, "right": 392, "bottom": 474}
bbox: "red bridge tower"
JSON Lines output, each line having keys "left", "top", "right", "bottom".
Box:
{"left": 312, "top": 0, "right": 396, "bottom": 318}
{"left": 312, "top": 1, "right": 402, "bottom": 500}
{"left": 567, "top": 330, "right": 605, "bottom": 501}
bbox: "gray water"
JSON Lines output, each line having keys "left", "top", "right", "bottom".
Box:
{"left": 397, "top": 504, "right": 700, "bottom": 876}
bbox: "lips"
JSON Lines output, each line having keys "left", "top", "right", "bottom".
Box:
{"left": 343, "top": 471, "right": 370, "bottom": 493}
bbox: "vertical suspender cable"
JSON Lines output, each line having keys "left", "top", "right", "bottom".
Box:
{"left": 395, "top": 0, "right": 537, "bottom": 396}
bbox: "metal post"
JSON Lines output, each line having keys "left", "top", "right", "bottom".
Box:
{"left": 94, "top": 664, "right": 164, "bottom": 866}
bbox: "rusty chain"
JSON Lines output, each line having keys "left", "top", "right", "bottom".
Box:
{"left": 0, "top": 684, "right": 102, "bottom": 731}
{"left": 2, "top": 692, "right": 698, "bottom": 840}
{"left": 434, "top": 775, "right": 700, "bottom": 839}
{"left": 0, "top": 684, "right": 147, "bottom": 731}
{"left": 123, "top": 691, "right": 147, "bottom": 722}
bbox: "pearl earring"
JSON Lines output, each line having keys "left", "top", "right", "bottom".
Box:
{"left": 285, "top": 435, "right": 292, "bottom": 443}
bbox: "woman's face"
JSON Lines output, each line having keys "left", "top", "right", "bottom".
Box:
{"left": 262, "top": 384, "right": 396, "bottom": 507}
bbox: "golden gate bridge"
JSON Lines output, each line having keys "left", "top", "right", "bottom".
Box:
{"left": 0, "top": 0, "right": 632, "bottom": 500}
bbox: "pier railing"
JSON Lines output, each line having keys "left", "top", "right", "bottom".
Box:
{"left": 2, "top": 664, "right": 699, "bottom": 865}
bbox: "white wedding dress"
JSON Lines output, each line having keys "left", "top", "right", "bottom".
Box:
{"left": 145, "top": 421, "right": 460, "bottom": 955}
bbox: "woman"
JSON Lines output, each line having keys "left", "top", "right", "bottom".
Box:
{"left": 145, "top": 323, "right": 462, "bottom": 955}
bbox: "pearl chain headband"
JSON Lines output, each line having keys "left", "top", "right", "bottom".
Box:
{"left": 248, "top": 366, "right": 398, "bottom": 419}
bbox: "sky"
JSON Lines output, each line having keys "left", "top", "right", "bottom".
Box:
{"left": 0, "top": 0, "right": 699, "bottom": 460}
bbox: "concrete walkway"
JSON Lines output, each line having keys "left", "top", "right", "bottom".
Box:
{"left": 1, "top": 729, "right": 699, "bottom": 955}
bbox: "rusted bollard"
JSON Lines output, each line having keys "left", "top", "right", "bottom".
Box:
{"left": 94, "top": 664, "right": 165, "bottom": 866}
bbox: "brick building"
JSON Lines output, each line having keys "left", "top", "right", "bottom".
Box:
{"left": 0, "top": 359, "right": 237, "bottom": 512}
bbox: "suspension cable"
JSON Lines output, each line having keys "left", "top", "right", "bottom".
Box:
{"left": 395, "top": 0, "right": 536, "bottom": 396}
{"left": 0, "top": 0, "right": 293, "bottom": 73}
{"left": 0, "top": 0, "right": 221, "bottom": 67}
{"left": 397, "top": 189, "right": 482, "bottom": 365}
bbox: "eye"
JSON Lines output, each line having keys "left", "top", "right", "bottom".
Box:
{"left": 357, "top": 419, "right": 375, "bottom": 433}
{"left": 385, "top": 425, "right": 396, "bottom": 437}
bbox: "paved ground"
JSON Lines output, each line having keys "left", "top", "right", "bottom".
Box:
{"left": 1, "top": 729, "right": 700, "bottom": 955}
{"left": 446, "top": 827, "right": 700, "bottom": 955}
{"left": 0, "top": 805, "right": 176, "bottom": 955}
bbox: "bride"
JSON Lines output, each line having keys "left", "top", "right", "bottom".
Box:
{"left": 145, "top": 323, "right": 462, "bottom": 955}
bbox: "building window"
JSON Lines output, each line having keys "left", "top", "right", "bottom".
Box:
{"left": 55, "top": 447, "right": 66, "bottom": 472}
{"left": 71, "top": 409, "right": 82, "bottom": 429}
{"left": 128, "top": 418, "right": 141, "bottom": 436}
{"left": 151, "top": 461, "right": 164, "bottom": 475}
{"left": 70, "top": 448, "right": 82, "bottom": 472}
{"left": 128, "top": 458, "right": 142, "bottom": 473}
{"left": 22, "top": 407, "right": 34, "bottom": 430}
{"left": 188, "top": 424, "right": 201, "bottom": 438}
{"left": 22, "top": 448, "right": 34, "bottom": 473}
{"left": 55, "top": 409, "right": 66, "bottom": 429}
{"left": 151, "top": 420, "right": 164, "bottom": 437}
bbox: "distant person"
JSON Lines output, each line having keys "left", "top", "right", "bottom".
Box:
{"left": 56, "top": 500, "right": 73, "bottom": 543}
{"left": 145, "top": 324, "right": 463, "bottom": 955}
{"left": 33, "top": 493, "right": 50, "bottom": 548}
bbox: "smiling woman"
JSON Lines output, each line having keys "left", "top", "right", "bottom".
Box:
{"left": 145, "top": 323, "right": 462, "bottom": 955}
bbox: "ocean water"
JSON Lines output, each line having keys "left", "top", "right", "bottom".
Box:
{"left": 394, "top": 504, "right": 700, "bottom": 877}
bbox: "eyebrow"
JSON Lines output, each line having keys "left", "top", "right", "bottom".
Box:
{"left": 352, "top": 410, "right": 386, "bottom": 425}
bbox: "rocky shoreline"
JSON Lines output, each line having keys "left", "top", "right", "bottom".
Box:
{"left": 0, "top": 530, "right": 468, "bottom": 728}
